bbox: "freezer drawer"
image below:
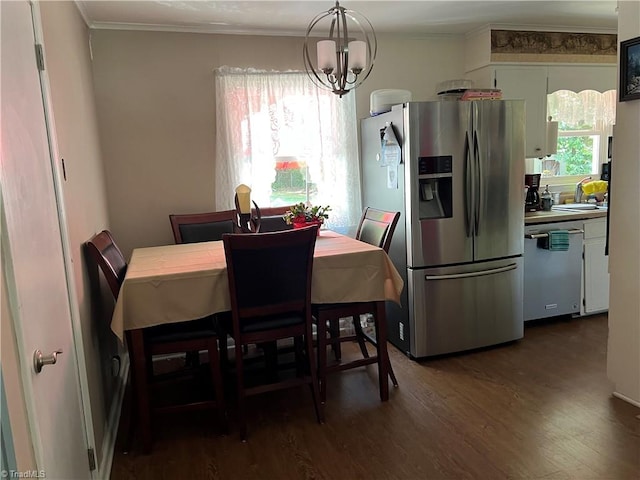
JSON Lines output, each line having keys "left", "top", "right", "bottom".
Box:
{"left": 408, "top": 257, "right": 523, "bottom": 358}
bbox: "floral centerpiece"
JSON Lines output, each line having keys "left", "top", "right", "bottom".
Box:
{"left": 283, "top": 203, "right": 331, "bottom": 232}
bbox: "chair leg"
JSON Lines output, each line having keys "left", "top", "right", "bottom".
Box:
{"left": 316, "top": 315, "right": 328, "bottom": 403}
{"left": 129, "top": 330, "right": 152, "bottom": 453}
{"left": 373, "top": 302, "right": 389, "bottom": 402}
{"left": 219, "top": 334, "right": 229, "bottom": 376}
{"left": 294, "top": 336, "right": 304, "bottom": 377}
{"left": 185, "top": 350, "right": 201, "bottom": 367}
{"left": 387, "top": 356, "right": 399, "bottom": 387}
{"left": 263, "top": 341, "right": 278, "bottom": 383}
{"left": 328, "top": 318, "right": 341, "bottom": 361}
{"left": 234, "top": 341, "right": 247, "bottom": 441}
{"left": 208, "top": 338, "right": 227, "bottom": 433}
{"left": 352, "top": 315, "right": 370, "bottom": 359}
{"left": 120, "top": 371, "right": 135, "bottom": 455}
{"left": 305, "top": 330, "right": 324, "bottom": 424}
{"left": 358, "top": 318, "right": 399, "bottom": 387}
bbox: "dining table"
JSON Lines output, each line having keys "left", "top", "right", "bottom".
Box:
{"left": 111, "top": 229, "right": 404, "bottom": 444}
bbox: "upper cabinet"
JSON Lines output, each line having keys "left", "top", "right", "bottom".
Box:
{"left": 547, "top": 65, "right": 617, "bottom": 93}
{"left": 465, "top": 62, "right": 617, "bottom": 158}
{"left": 496, "top": 68, "right": 548, "bottom": 158}
{"left": 466, "top": 65, "right": 548, "bottom": 158}
{"left": 464, "top": 28, "right": 617, "bottom": 159}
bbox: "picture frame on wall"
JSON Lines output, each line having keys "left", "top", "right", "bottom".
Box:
{"left": 620, "top": 36, "right": 640, "bottom": 102}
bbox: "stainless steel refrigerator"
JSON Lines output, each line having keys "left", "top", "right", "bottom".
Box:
{"left": 361, "top": 101, "right": 525, "bottom": 358}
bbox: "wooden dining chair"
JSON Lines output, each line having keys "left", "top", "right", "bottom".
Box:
{"left": 86, "top": 230, "right": 226, "bottom": 453}
{"left": 252, "top": 205, "right": 294, "bottom": 233}
{"left": 169, "top": 210, "right": 237, "bottom": 244}
{"left": 313, "top": 207, "right": 401, "bottom": 402}
{"left": 170, "top": 210, "right": 242, "bottom": 364}
{"left": 221, "top": 226, "right": 323, "bottom": 440}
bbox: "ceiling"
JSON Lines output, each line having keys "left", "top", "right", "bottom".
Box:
{"left": 76, "top": 1, "right": 619, "bottom": 36}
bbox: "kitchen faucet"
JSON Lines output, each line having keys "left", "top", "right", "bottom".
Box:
{"left": 574, "top": 176, "right": 592, "bottom": 203}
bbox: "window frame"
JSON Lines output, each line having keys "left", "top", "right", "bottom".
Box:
{"left": 538, "top": 89, "right": 615, "bottom": 184}
{"left": 214, "top": 67, "right": 362, "bottom": 228}
{"left": 556, "top": 128, "right": 604, "bottom": 177}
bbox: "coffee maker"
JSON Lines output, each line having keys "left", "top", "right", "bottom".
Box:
{"left": 525, "top": 173, "right": 541, "bottom": 211}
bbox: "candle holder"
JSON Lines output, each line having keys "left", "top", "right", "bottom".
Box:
{"left": 234, "top": 195, "right": 261, "bottom": 233}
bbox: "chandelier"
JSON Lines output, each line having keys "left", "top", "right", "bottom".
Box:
{"left": 303, "top": 1, "right": 377, "bottom": 97}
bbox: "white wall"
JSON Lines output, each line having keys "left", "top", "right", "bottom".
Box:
{"left": 606, "top": 0, "right": 640, "bottom": 406}
{"left": 89, "top": 30, "right": 465, "bottom": 257}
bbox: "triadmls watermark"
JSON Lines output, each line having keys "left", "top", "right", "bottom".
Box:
{"left": 1, "top": 471, "right": 46, "bottom": 479}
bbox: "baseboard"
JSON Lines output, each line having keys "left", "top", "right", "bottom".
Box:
{"left": 99, "top": 353, "right": 130, "bottom": 479}
{"left": 612, "top": 391, "right": 640, "bottom": 409}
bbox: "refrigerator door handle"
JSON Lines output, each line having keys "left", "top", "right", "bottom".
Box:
{"left": 473, "top": 129, "right": 481, "bottom": 235}
{"left": 425, "top": 263, "right": 518, "bottom": 281}
{"left": 464, "top": 131, "right": 472, "bottom": 237}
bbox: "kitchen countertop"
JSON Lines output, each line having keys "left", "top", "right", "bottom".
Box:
{"left": 525, "top": 208, "right": 607, "bottom": 225}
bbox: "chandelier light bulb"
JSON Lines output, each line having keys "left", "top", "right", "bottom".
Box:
{"left": 317, "top": 40, "right": 337, "bottom": 73}
{"left": 348, "top": 41, "right": 366, "bottom": 72}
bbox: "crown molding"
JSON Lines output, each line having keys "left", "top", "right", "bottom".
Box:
{"left": 85, "top": 21, "right": 306, "bottom": 38}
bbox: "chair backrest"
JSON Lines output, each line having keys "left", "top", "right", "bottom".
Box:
{"left": 169, "top": 210, "right": 237, "bottom": 244}
{"left": 86, "top": 230, "right": 127, "bottom": 299}
{"left": 355, "top": 207, "right": 401, "bottom": 253}
{"left": 223, "top": 226, "right": 318, "bottom": 325}
{"left": 253, "top": 205, "right": 294, "bottom": 233}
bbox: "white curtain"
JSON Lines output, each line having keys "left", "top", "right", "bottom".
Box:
{"left": 214, "top": 66, "right": 362, "bottom": 228}
{"left": 547, "top": 89, "right": 616, "bottom": 131}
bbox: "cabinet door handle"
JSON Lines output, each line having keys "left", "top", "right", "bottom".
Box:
{"left": 525, "top": 229, "right": 584, "bottom": 239}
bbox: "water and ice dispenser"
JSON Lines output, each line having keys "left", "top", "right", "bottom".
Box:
{"left": 418, "top": 156, "right": 452, "bottom": 219}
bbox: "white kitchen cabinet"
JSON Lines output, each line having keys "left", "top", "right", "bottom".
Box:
{"left": 547, "top": 65, "right": 617, "bottom": 94}
{"left": 465, "top": 63, "right": 617, "bottom": 159}
{"left": 581, "top": 217, "right": 610, "bottom": 314}
{"left": 466, "top": 66, "right": 548, "bottom": 158}
{"left": 496, "top": 67, "right": 548, "bottom": 158}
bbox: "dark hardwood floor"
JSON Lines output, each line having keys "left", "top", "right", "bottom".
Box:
{"left": 110, "top": 314, "right": 640, "bottom": 479}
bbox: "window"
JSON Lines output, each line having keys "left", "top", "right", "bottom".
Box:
{"left": 214, "top": 67, "right": 362, "bottom": 229}
{"left": 541, "top": 90, "right": 616, "bottom": 178}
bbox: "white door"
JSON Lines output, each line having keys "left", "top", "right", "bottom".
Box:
{"left": 1, "top": 1, "right": 92, "bottom": 478}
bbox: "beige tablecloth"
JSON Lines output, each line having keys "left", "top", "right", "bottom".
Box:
{"left": 111, "top": 230, "right": 404, "bottom": 341}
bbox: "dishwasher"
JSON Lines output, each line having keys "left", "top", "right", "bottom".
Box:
{"left": 524, "top": 221, "right": 584, "bottom": 321}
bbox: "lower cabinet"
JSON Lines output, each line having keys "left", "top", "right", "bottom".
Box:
{"left": 581, "top": 217, "right": 610, "bottom": 315}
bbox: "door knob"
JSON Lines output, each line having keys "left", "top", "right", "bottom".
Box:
{"left": 33, "top": 349, "right": 63, "bottom": 373}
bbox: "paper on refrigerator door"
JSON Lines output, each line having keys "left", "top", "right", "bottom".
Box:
{"left": 380, "top": 123, "right": 401, "bottom": 167}
{"left": 387, "top": 165, "right": 399, "bottom": 189}
{"left": 381, "top": 123, "right": 401, "bottom": 189}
